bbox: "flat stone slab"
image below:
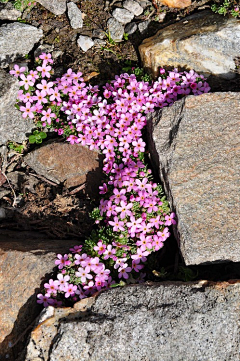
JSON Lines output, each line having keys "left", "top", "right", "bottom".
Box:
{"left": 24, "top": 142, "right": 103, "bottom": 190}
{"left": 139, "top": 10, "right": 240, "bottom": 79}
{"left": 25, "top": 281, "right": 240, "bottom": 361}
{"left": 148, "top": 92, "right": 240, "bottom": 265}
{"left": 0, "top": 230, "right": 76, "bottom": 360}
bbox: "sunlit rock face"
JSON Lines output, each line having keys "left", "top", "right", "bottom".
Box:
{"left": 139, "top": 11, "right": 240, "bottom": 80}
{"left": 148, "top": 92, "right": 240, "bottom": 265}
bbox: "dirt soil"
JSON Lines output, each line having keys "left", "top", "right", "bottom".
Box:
{"left": 0, "top": 0, "right": 240, "bottom": 278}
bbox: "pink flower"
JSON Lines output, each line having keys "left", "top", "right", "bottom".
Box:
{"left": 109, "top": 216, "right": 125, "bottom": 232}
{"left": 41, "top": 108, "right": 56, "bottom": 124}
{"left": 64, "top": 284, "right": 77, "bottom": 298}
{"left": 37, "top": 63, "right": 52, "bottom": 78}
{"left": 44, "top": 279, "right": 59, "bottom": 296}
{"left": 37, "top": 294, "right": 54, "bottom": 307}
{"left": 103, "top": 245, "right": 116, "bottom": 260}
{"left": 165, "top": 212, "right": 176, "bottom": 225}
{"left": 55, "top": 254, "right": 71, "bottom": 269}
{"left": 115, "top": 200, "right": 133, "bottom": 219}
{"left": 20, "top": 102, "right": 36, "bottom": 119}
{"left": 10, "top": 64, "right": 25, "bottom": 77}
{"left": 57, "top": 273, "right": 70, "bottom": 291}
{"left": 131, "top": 248, "right": 150, "bottom": 263}
{"left": 118, "top": 264, "right": 132, "bottom": 279}
{"left": 94, "top": 241, "right": 106, "bottom": 255}
{"left": 75, "top": 267, "right": 93, "bottom": 283}
{"left": 19, "top": 74, "right": 34, "bottom": 90}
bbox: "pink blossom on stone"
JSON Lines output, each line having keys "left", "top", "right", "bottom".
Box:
{"left": 64, "top": 284, "right": 78, "bottom": 298}
{"left": 55, "top": 254, "right": 71, "bottom": 269}
{"left": 10, "top": 64, "right": 25, "bottom": 77}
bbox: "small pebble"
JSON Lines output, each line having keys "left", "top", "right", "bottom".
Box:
{"left": 138, "top": 19, "right": 150, "bottom": 33}
{"left": 123, "top": 0, "right": 143, "bottom": 16}
{"left": 77, "top": 35, "right": 94, "bottom": 52}
{"left": 107, "top": 17, "right": 124, "bottom": 42}
{"left": 112, "top": 8, "right": 135, "bottom": 24}
{"left": 67, "top": 2, "right": 83, "bottom": 29}
{"left": 125, "top": 22, "right": 137, "bottom": 35}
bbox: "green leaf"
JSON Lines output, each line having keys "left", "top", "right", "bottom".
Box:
{"left": 40, "top": 132, "right": 47, "bottom": 139}
{"left": 28, "top": 135, "right": 36, "bottom": 144}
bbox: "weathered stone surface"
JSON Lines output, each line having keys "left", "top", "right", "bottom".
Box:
{"left": 0, "top": 23, "right": 43, "bottom": 68}
{"left": 36, "top": 0, "right": 66, "bottom": 15}
{"left": 24, "top": 142, "right": 103, "bottom": 190}
{"left": 125, "top": 22, "right": 137, "bottom": 35}
{"left": 0, "top": 2, "right": 21, "bottom": 20}
{"left": 67, "top": 2, "right": 83, "bottom": 29}
{"left": 0, "top": 69, "right": 35, "bottom": 145}
{"left": 138, "top": 19, "right": 150, "bottom": 33}
{"left": 77, "top": 35, "right": 94, "bottom": 52}
{"left": 148, "top": 92, "right": 240, "bottom": 265}
{"left": 139, "top": 11, "right": 240, "bottom": 79}
{"left": 25, "top": 281, "right": 240, "bottom": 361}
{"left": 112, "top": 8, "right": 135, "bottom": 24}
{"left": 156, "top": 0, "right": 191, "bottom": 8}
{"left": 107, "top": 17, "right": 124, "bottom": 42}
{"left": 0, "top": 230, "right": 76, "bottom": 360}
{"left": 123, "top": 0, "right": 143, "bottom": 16}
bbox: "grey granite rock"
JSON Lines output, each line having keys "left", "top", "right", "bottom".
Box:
{"left": 112, "top": 7, "right": 134, "bottom": 24}
{"left": 94, "top": 39, "right": 106, "bottom": 48}
{"left": 139, "top": 10, "right": 240, "bottom": 79}
{"left": 92, "top": 28, "right": 106, "bottom": 39}
{"left": 123, "top": 0, "right": 143, "bottom": 16}
{"left": 0, "top": 23, "right": 43, "bottom": 68}
{"left": 0, "top": 2, "right": 21, "bottom": 20}
{"left": 107, "top": 17, "right": 124, "bottom": 42}
{"left": 0, "top": 69, "right": 35, "bottom": 145}
{"left": 67, "top": 2, "right": 83, "bottom": 29}
{"left": 148, "top": 92, "right": 240, "bottom": 265}
{"left": 77, "top": 35, "right": 94, "bottom": 52}
{"left": 34, "top": 44, "right": 54, "bottom": 58}
{"left": 138, "top": 19, "right": 150, "bottom": 33}
{"left": 37, "top": 0, "right": 66, "bottom": 15}
{"left": 125, "top": 22, "right": 137, "bottom": 35}
{"left": 25, "top": 281, "right": 240, "bottom": 361}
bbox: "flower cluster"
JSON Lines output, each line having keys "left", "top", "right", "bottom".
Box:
{"left": 11, "top": 53, "right": 210, "bottom": 307}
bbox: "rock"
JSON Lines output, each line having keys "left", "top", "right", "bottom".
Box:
{"left": 0, "top": 69, "right": 35, "bottom": 145}
{"left": 148, "top": 92, "right": 240, "bottom": 265}
{"left": 94, "top": 39, "right": 106, "bottom": 48}
{"left": 112, "top": 8, "right": 135, "bottom": 24}
{"left": 125, "top": 22, "right": 137, "bottom": 35}
{"left": 107, "top": 17, "right": 124, "bottom": 42}
{"left": 0, "top": 230, "right": 76, "bottom": 360}
{"left": 0, "top": 207, "right": 6, "bottom": 219}
{"left": 52, "top": 50, "right": 64, "bottom": 59}
{"left": 156, "top": 0, "right": 191, "bottom": 8}
{"left": 137, "top": 0, "right": 152, "bottom": 8}
{"left": 0, "top": 2, "right": 22, "bottom": 20}
{"left": 139, "top": 11, "right": 240, "bottom": 80}
{"left": 123, "top": 0, "right": 143, "bottom": 16}
{"left": 77, "top": 35, "right": 94, "bottom": 52}
{"left": 24, "top": 142, "right": 103, "bottom": 190}
{"left": 92, "top": 28, "right": 106, "bottom": 40}
{"left": 138, "top": 19, "right": 150, "bottom": 33}
{"left": 0, "top": 23, "right": 43, "bottom": 68}
{"left": 25, "top": 281, "right": 240, "bottom": 361}
{"left": 34, "top": 44, "right": 54, "bottom": 59}
{"left": 67, "top": 2, "right": 83, "bottom": 29}
{"left": 36, "top": 0, "right": 67, "bottom": 15}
